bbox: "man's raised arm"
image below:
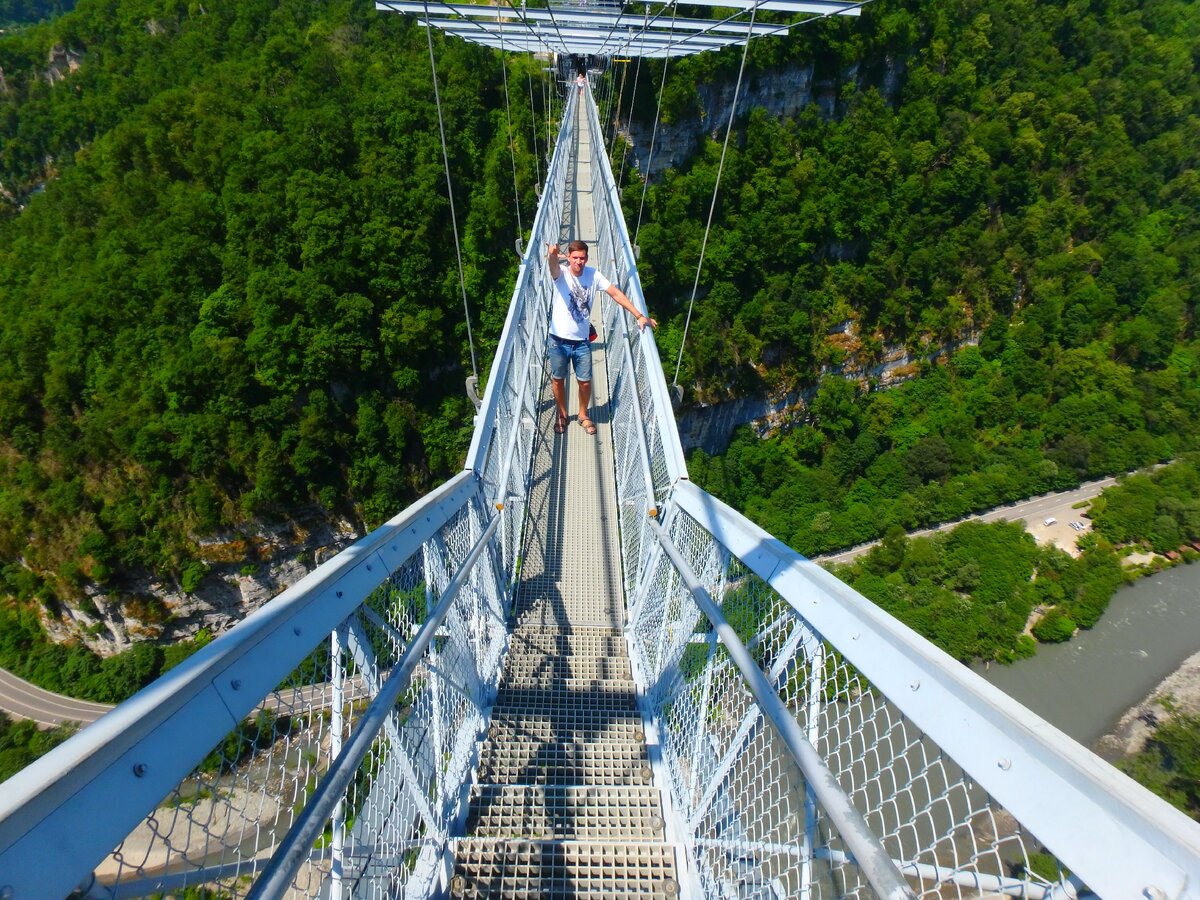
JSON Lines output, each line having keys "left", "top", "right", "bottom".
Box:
{"left": 547, "top": 243, "right": 562, "bottom": 281}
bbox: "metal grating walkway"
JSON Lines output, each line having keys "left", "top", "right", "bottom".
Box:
{"left": 451, "top": 100, "right": 680, "bottom": 898}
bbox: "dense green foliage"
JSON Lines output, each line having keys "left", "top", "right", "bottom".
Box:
{"left": 1119, "top": 706, "right": 1200, "bottom": 820}
{"left": 1089, "top": 456, "right": 1200, "bottom": 553}
{"left": 630, "top": 0, "right": 1199, "bottom": 559}
{"left": 0, "top": 0, "right": 545, "bottom": 610}
{"left": 689, "top": 345, "right": 1195, "bottom": 557}
{"left": 0, "top": 0, "right": 73, "bottom": 26}
{"left": 629, "top": 0, "right": 1198, "bottom": 400}
{"left": 829, "top": 518, "right": 1128, "bottom": 661}
{"left": 0, "top": 711, "right": 74, "bottom": 781}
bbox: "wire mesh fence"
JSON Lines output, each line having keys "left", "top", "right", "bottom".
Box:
{"left": 69, "top": 495, "right": 508, "bottom": 898}
{"left": 626, "top": 501, "right": 1077, "bottom": 898}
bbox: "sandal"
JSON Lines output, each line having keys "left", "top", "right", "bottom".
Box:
{"left": 578, "top": 416, "right": 597, "bottom": 435}
{"left": 554, "top": 414, "right": 568, "bottom": 434}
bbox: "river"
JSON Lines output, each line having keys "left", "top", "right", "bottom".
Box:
{"left": 976, "top": 561, "right": 1200, "bottom": 748}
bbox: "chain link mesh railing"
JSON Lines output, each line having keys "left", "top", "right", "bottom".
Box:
{"left": 625, "top": 482, "right": 1200, "bottom": 897}
{"left": 629, "top": 502, "right": 1065, "bottom": 897}
{"left": 0, "top": 477, "right": 511, "bottom": 899}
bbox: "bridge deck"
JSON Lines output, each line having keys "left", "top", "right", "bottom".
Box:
{"left": 451, "top": 99, "right": 680, "bottom": 897}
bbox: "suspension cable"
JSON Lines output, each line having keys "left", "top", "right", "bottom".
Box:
{"left": 422, "top": 4, "right": 478, "bottom": 384}
{"left": 542, "top": 62, "right": 551, "bottom": 166}
{"left": 609, "top": 54, "right": 629, "bottom": 150}
{"left": 495, "top": 12, "right": 523, "bottom": 239}
{"left": 673, "top": 2, "right": 760, "bottom": 388}
{"left": 527, "top": 72, "right": 541, "bottom": 192}
{"left": 633, "top": 4, "right": 680, "bottom": 246}
{"left": 617, "top": 21, "right": 647, "bottom": 192}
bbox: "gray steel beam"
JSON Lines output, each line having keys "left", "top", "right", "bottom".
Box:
{"left": 378, "top": 1, "right": 779, "bottom": 35}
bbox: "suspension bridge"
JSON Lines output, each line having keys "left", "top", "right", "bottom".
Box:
{"left": 3, "top": 3, "right": 1200, "bottom": 897}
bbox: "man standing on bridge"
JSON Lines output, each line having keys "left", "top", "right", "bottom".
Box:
{"left": 547, "top": 240, "right": 655, "bottom": 435}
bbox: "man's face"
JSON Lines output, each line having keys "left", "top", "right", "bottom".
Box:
{"left": 568, "top": 250, "right": 588, "bottom": 276}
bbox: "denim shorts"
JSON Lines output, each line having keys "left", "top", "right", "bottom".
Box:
{"left": 547, "top": 333, "right": 592, "bottom": 382}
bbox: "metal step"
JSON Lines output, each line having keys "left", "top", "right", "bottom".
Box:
{"left": 477, "top": 739, "right": 652, "bottom": 786}
{"left": 509, "top": 592, "right": 624, "bottom": 629}
{"left": 506, "top": 625, "right": 626, "bottom": 656}
{"left": 451, "top": 840, "right": 678, "bottom": 898}
{"left": 503, "top": 626, "right": 632, "bottom": 683}
{"left": 485, "top": 715, "right": 644, "bottom": 745}
{"left": 466, "top": 786, "right": 666, "bottom": 840}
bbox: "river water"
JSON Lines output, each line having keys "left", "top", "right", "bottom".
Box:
{"left": 975, "top": 561, "right": 1200, "bottom": 747}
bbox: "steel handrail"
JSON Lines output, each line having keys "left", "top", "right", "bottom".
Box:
{"left": 0, "top": 472, "right": 482, "bottom": 898}
{"left": 647, "top": 514, "right": 918, "bottom": 900}
{"left": 249, "top": 510, "right": 505, "bottom": 897}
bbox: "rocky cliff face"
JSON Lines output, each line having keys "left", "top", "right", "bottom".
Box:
{"left": 41, "top": 512, "right": 362, "bottom": 656}
{"left": 677, "top": 323, "right": 979, "bottom": 455}
{"left": 44, "top": 43, "right": 83, "bottom": 85}
{"left": 621, "top": 56, "right": 906, "bottom": 178}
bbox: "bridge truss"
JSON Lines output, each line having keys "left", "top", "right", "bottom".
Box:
{"left": 2, "top": 28, "right": 1200, "bottom": 900}
{"left": 376, "top": 0, "right": 865, "bottom": 59}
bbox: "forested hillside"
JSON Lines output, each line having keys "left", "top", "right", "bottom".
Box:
{"left": 622, "top": 0, "right": 1198, "bottom": 558}
{"left": 1, "top": 0, "right": 1197, "bottom": 697}
{"left": 0, "top": 0, "right": 73, "bottom": 27}
{"left": 0, "top": 0, "right": 541, "bottom": 649}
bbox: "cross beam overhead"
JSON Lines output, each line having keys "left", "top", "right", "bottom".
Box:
{"left": 377, "top": 0, "right": 864, "bottom": 58}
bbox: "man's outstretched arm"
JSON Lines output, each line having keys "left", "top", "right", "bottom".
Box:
{"left": 605, "top": 283, "right": 658, "bottom": 331}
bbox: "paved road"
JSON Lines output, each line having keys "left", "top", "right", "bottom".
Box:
{"left": 0, "top": 665, "right": 373, "bottom": 730}
{"left": 817, "top": 474, "right": 1122, "bottom": 566}
{"left": 0, "top": 667, "right": 113, "bottom": 727}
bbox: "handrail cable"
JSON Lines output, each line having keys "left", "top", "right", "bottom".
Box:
{"left": 617, "top": 13, "right": 649, "bottom": 192}
{"left": 595, "top": 61, "right": 612, "bottom": 136}
{"left": 543, "top": 62, "right": 552, "bottom": 167}
{"left": 674, "top": 1, "right": 760, "bottom": 387}
{"left": 613, "top": 0, "right": 671, "bottom": 193}
{"left": 423, "top": 3, "right": 478, "bottom": 383}
{"left": 633, "top": 3, "right": 680, "bottom": 245}
{"left": 609, "top": 52, "right": 630, "bottom": 150}
{"left": 495, "top": 11, "right": 523, "bottom": 239}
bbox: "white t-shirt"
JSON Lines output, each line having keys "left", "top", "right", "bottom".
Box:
{"left": 551, "top": 266, "right": 611, "bottom": 341}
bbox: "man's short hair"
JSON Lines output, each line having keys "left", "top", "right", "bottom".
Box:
{"left": 567, "top": 240, "right": 589, "bottom": 255}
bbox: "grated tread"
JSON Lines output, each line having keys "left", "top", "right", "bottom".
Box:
{"left": 452, "top": 840, "right": 678, "bottom": 898}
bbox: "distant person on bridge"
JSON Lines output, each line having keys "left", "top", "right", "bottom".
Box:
{"left": 575, "top": 72, "right": 586, "bottom": 94}
{"left": 547, "top": 240, "right": 655, "bottom": 435}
